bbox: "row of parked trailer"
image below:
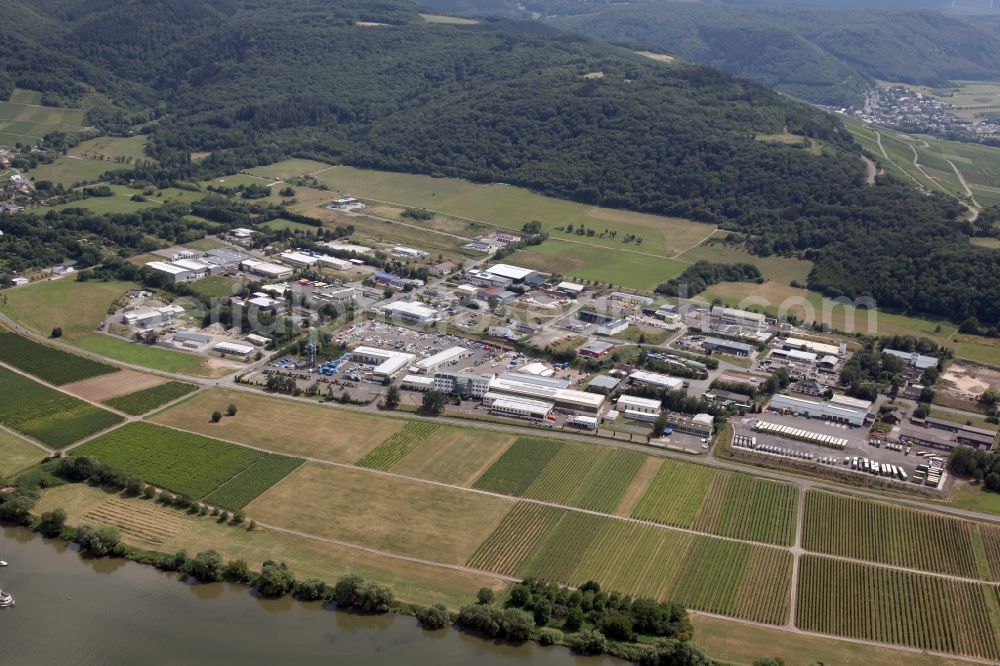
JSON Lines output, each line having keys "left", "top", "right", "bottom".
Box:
{"left": 752, "top": 420, "right": 848, "bottom": 450}
{"left": 851, "top": 457, "right": 908, "bottom": 481}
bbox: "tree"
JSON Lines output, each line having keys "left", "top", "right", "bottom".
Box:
{"left": 476, "top": 587, "right": 495, "bottom": 605}
{"left": 753, "top": 659, "right": 786, "bottom": 666}
{"left": 420, "top": 390, "right": 446, "bottom": 416}
{"left": 255, "top": 560, "right": 295, "bottom": 597}
{"left": 383, "top": 385, "right": 400, "bottom": 410}
{"left": 222, "top": 558, "right": 254, "bottom": 583}
{"left": 640, "top": 639, "right": 711, "bottom": 666}
{"left": 226, "top": 403, "right": 238, "bottom": 416}
{"left": 417, "top": 604, "right": 450, "bottom": 630}
{"left": 186, "top": 550, "right": 224, "bottom": 582}
{"left": 38, "top": 508, "right": 67, "bottom": 537}
{"left": 564, "top": 606, "right": 585, "bottom": 631}
{"left": 508, "top": 583, "right": 531, "bottom": 607}
{"left": 50, "top": 326, "right": 62, "bottom": 338}
{"left": 566, "top": 630, "right": 607, "bottom": 655}
{"left": 598, "top": 612, "right": 633, "bottom": 641}
{"left": 211, "top": 410, "right": 223, "bottom": 422}
{"left": 293, "top": 578, "right": 329, "bottom": 601}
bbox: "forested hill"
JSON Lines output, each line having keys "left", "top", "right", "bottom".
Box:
{"left": 421, "top": 1, "right": 1000, "bottom": 108}
{"left": 3, "top": 0, "right": 1000, "bottom": 326}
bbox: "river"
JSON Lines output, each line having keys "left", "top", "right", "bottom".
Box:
{"left": 1, "top": 526, "right": 620, "bottom": 665}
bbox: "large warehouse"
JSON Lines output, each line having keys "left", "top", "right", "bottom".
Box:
{"left": 351, "top": 346, "right": 416, "bottom": 381}
{"left": 768, "top": 394, "right": 867, "bottom": 427}
{"left": 380, "top": 301, "right": 440, "bottom": 326}
{"left": 415, "top": 346, "right": 470, "bottom": 374}
{"left": 485, "top": 263, "right": 543, "bottom": 285}
{"left": 482, "top": 393, "right": 553, "bottom": 421}
{"left": 616, "top": 395, "right": 662, "bottom": 422}
{"left": 703, "top": 337, "right": 756, "bottom": 358}
{"left": 487, "top": 372, "right": 606, "bottom": 414}
{"left": 710, "top": 306, "right": 766, "bottom": 332}
{"left": 628, "top": 370, "right": 684, "bottom": 392}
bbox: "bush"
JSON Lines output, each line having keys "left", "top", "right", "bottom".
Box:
{"left": 416, "top": 603, "right": 450, "bottom": 630}
{"left": 230, "top": 510, "right": 245, "bottom": 525}
{"left": 293, "top": 578, "right": 330, "bottom": 601}
{"left": 639, "top": 638, "right": 711, "bottom": 666}
{"left": 0, "top": 493, "right": 36, "bottom": 525}
{"left": 564, "top": 607, "right": 585, "bottom": 631}
{"left": 186, "top": 549, "right": 224, "bottom": 582}
{"left": 255, "top": 560, "right": 295, "bottom": 597}
{"left": 222, "top": 558, "right": 254, "bottom": 583}
{"left": 476, "top": 587, "right": 495, "bottom": 605}
{"left": 538, "top": 629, "right": 560, "bottom": 646}
{"left": 226, "top": 403, "right": 238, "bottom": 417}
{"left": 211, "top": 411, "right": 223, "bottom": 423}
{"left": 75, "top": 524, "right": 123, "bottom": 557}
{"left": 566, "top": 629, "right": 607, "bottom": 655}
{"left": 51, "top": 327, "right": 63, "bottom": 338}
{"left": 143, "top": 484, "right": 157, "bottom": 499}
{"left": 332, "top": 574, "right": 396, "bottom": 613}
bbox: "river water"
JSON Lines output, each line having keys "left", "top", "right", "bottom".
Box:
{"left": 1, "top": 526, "right": 619, "bottom": 665}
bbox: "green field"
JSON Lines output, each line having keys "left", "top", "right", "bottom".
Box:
{"left": 0, "top": 278, "right": 134, "bottom": 337}
{"left": 186, "top": 275, "right": 241, "bottom": 301}
{"left": 797, "top": 556, "right": 1000, "bottom": 660}
{"left": 0, "top": 331, "right": 118, "bottom": 385}
{"left": 678, "top": 238, "right": 814, "bottom": 284}
{"left": 202, "top": 454, "right": 304, "bottom": 509}
{"left": 103, "top": 381, "right": 198, "bottom": 415}
{"left": 356, "top": 422, "right": 440, "bottom": 470}
{"left": 0, "top": 430, "right": 46, "bottom": 477}
{"left": 260, "top": 217, "right": 321, "bottom": 233}
{"left": 506, "top": 240, "right": 688, "bottom": 290}
{"left": 72, "top": 334, "right": 211, "bottom": 375}
{"left": 0, "top": 366, "right": 123, "bottom": 448}
{"left": 471, "top": 508, "right": 792, "bottom": 625}
{"left": 802, "top": 491, "right": 984, "bottom": 579}
{"left": 472, "top": 437, "right": 564, "bottom": 495}
{"left": 0, "top": 89, "right": 85, "bottom": 145}
{"left": 73, "top": 422, "right": 265, "bottom": 498}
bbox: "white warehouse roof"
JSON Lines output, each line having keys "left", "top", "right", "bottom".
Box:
{"left": 617, "top": 395, "right": 662, "bottom": 411}
{"left": 629, "top": 370, "right": 684, "bottom": 391}
{"left": 783, "top": 337, "right": 840, "bottom": 356}
{"left": 557, "top": 281, "right": 585, "bottom": 293}
{"left": 486, "top": 263, "right": 536, "bottom": 280}
{"left": 214, "top": 341, "right": 255, "bottom": 355}
{"left": 383, "top": 301, "right": 439, "bottom": 320}
{"left": 416, "top": 346, "right": 469, "bottom": 371}
{"left": 280, "top": 251, "right": 319, "bottom": 266}
{"left": 146, "top": 261, "right": 189, "bottom": 275}
{"left": 554, "top": 389, "right": 606, "bottom": 410}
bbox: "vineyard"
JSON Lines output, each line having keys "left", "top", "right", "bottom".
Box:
{"left": 980, "top": 524, "right": 1000, "bottom": 581}
{"left": 469, "top": 507, "right": 792, "bottom": 625}
{"left": 797, "top": 555, "right": 1000, "bottom": 660}
{"left": 103, "top": 381, "right": 198, "bottom": 415}
{"left": 0, "top": 366, "right": 123, "bottom": 448}
{"left": 802, "top": 491, "right": 982, "bottom": 578}
{"left": 466, "top": 502, "right": 565, "bottom": 576}
{"left": 80, "top": 497, "right": 190, "bottom": 549}
{"left": 74, "top": 423, "right": 264, "bottom": 498}
{"left": 632, "top": 460, "right": 797, "bottom": 546}
{"left": 356, "top": 422, "right": 439, "bottom": 470}
{"left": 0, "top": 331, "right": 117, "bottom": 385}
{"left": 472, "top": 437, "right": 564, "bottom": 495}
{"left": 521, "top": 444, "right": 646, "bottom": 513}
{"left": 203, "top": 454, "right": 304, "bottom": 509}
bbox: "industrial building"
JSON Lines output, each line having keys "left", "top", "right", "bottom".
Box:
{"left": 464, "top": 270, "right": 512, "bottom": 289}
{"left": 596, "top": 319, "right": 629, "bottom": 336}
{"left": 380, "top": 301, "right": 440, "bottom": 326}
{"left": 485, "top": 263, "right": 542, "bottom": 285}
{"left": 122, "top": 304, "right": 186, "bottom": 328}
{"left": 487, "top": 372, "right": 606, "bottom": 414}
{"left": 578, "top": 310, "right": 616, "bottom": 326}
{"left": 628, "top": 370, "right": 684, "bottom": 392}
{"left": 903, "top": 417, "right": 996, "bottom": 450}
{"left": 578, "top": 340, "right": 617, "bottom": 359}
{"left": 350, "top": 346, "right": 416, "bottom": 381}
{"left": 609, "top": 292, "right": 654, "bottom": 307}
{"left": 768, "top": 394, "right": 867, "bottom": 427}
{"left": 587, "top": 375, "right": 621, "bottom": 394}
{"left": 710, "top": 306, "right": 766, "bottom": 331}
{"left": 702, "top": 389, "right": 753, "bottom": 410}
{"left": 241, "top": 259, "right": 294, "bottom": 280}
{"left": 433, "top": 371, "right": 492, "bottom": 398}
{"left": 884, "top": 349, "right": 940, "bottom": 372}
{"left": 829, "top": 394, "right": 874, "bottom": 413}
{"left": 374, "top": 272, "right": 404, "bottom": 288}
{"left": 315, "top": 287, "right": 358, "bottom": 304}
{"left": 780, "top": 337, "right": 843, "bottom": 357}
{"left": 477, "top": 287, "right": 518, "bottom": 305}
{"left": 566, "top": 415, "right": 599, "bottom": 431}
{"left": 415, "top": 346, "right": 470, "bottom": 374}
{"left": 482, "top": 393, "right": 553, "bottom": 421}
{"left": 702, "top": 337, "right": 756, "bottom": 358}
{"left": 146, "top": 261, "right": 203, "bottom": 284}
{"left": 279, "top": 251, "right": 320, "bottom": 267}
{"left": 664, "top": 412, "right": 714, "bottom": 438}
{"left": 214, "top": 341, "right": 255, "bottom": 357}
{"left": 401, "top": 374, "right": 435, "bottom": 392}
{"left": 556, "top": 281, "right": 585, "bottom": 297}
{"left": 391, "top": 246, "right": 428, "bottom": 259}
{"left": 616, "top": 395, "right": 662, "bottom": 422}
{"left": 245, "top": 333, "right": 270, "bottom": 347}
{"left": 317, "top": 255, "right": 352, "bottom": 271}
{"left": 769, "top": 348, "right": 818, "bottom": 365}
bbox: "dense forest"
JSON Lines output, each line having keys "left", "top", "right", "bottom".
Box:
{"left": 421, "top": 0, "right": 1000, "bottom": 107}
{"left": 3, "top": 0, "right": 1000, "bottom": 325}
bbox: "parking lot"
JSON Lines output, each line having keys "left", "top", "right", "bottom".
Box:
{"left": 731, "top": 411, "right": 942, "bottom": 487}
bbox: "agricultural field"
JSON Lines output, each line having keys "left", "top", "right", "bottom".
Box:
{"left": 38, "top": 483, "right": 504, "bottom": 610}
{"left": 260, "top": 217, "right": 322, "bottom": 233}
{"left": 476, "top": 509, "right": 792, "bottom": 625}
{"left": 0, "top": 89, "right": 85, "bottom": 145}
{"left": 73, "top": 422, "right": 264, "bottom": 498}
{"left": 356, "top": 422, "right": 440, "bottom": 470}
{"left": 0, "top": 331, "right": 118, "bottom": 385}
{"left": 796, "top": 556, "right": 1000, "bottom": 660}
{"left": 202, "top": 454, "right": 304, "bottom": 510}
{"left": 25, "top": 156, "right": 117, "bottom": 187}
{"left": 472, "top": 437, "right": 564, "bottom": 495}
{"left": 71, "top": 334, "right": 217, "bottom": 376}
{"left": 632, "top": 461, "right": 798, "bottom": 546}
{"left": 802, "top": 491, "right": 982, "bottom": 579}
{"left": 388, "top": 427, "right": 515, "bottom": 486}
{"left": 519, "top": 444, "right": 646, "bottom": 512}
{"left": 68, "top": 135, "right": 150, "bottom": 163}
{"left": 102, "top": 381, "right": 198, "bottom": 415}
{"left": 678, "top": 237, "right": 813, "bottom": 284}
{"left": 246, "top": 463, "right": 514, "bottom": 565}
{"left": 63, "top": 369, "right": 165, "bottom": 403}
{"left": 185, "top": 275, "right": 241, "bottom": 301}
{"left": 151, "top": 390, "right": 404, "bottom": 462}
{"left": 0, "top": 430, "right": 45, "bottom": 477}
{"left": 0, "top": 366, "right": 123, "bottom": 448}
